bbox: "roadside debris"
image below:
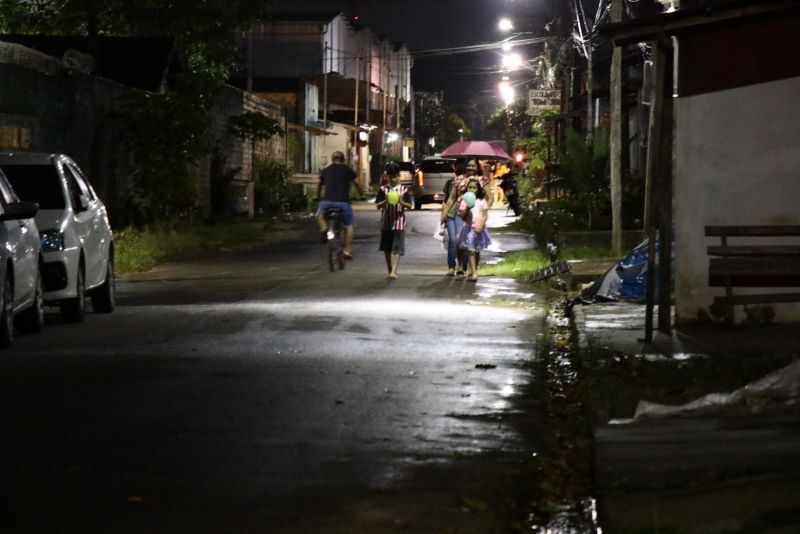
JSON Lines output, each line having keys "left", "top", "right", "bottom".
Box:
{"left": 526, "top": 260, "right": 570, "bottom": 283}
{"left": 613, "top": 360, "right": 800, "bottom": 423}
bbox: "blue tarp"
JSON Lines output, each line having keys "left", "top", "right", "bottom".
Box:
{"left": 581, "top": 234, "right": 673, "bottom": 303}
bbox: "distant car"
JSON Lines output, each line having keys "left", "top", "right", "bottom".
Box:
{"left": 413, "top": 157, "right": 455, "bottom": 210}
{"left": 0, "top": 152, "right": 114, "bottom": 322}
{"left": 0, "top": 168, "right": 44, "bottom": 347}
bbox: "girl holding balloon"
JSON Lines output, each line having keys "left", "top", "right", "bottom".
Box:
{"left": 457, "top": 177, "right": 492, "bottom": 282}
{"left": 376, "top": 162, "right": 412, "bottom": 280}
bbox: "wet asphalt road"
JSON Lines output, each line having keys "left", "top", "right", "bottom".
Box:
{"left": 1, "top": 206, "right": 547, "bottom": 532}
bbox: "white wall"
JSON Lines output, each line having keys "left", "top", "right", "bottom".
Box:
{"left": 674, "top": 75, "right": 800, "bottom": 322}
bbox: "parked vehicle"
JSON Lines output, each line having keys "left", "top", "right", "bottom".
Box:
{"left": 0, "top": 168, "right": 44, "bottom": 347}
{"left": 0, "top": 152, "right": 115, "bottom": 322}
{"left": 397, "top": 161, "right": 415, "bottom": 187}
{"left": 500, "top": 173, "right": 522, "bottom": 216}
{"left": 413, "top": 157, "right": 454, "bottom": 210}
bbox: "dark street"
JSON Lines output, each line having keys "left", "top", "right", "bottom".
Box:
{"left": 1, "top": 207, "right": 548, "bottom": 532}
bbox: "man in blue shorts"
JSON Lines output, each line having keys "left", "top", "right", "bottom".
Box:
{"left": 317, "top": 151, "right": 364, "bottom": 259}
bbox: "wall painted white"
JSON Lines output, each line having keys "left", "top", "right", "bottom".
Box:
{"left": 674, "top": 75, "right": 800, "bottom": 322}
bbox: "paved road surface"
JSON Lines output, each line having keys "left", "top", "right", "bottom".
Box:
{"left": 1, "top": 207, "right": 546, "bottom": 532}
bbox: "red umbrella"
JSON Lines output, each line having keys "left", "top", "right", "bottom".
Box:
{"left": 440, "top": 140, "right": 511, "bottom": 160}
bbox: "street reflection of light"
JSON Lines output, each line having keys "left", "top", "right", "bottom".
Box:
{"left": 502, "top": 42, "right": 513, "bottom": 52}
{"left": 181, "top": 299, "right": 528, "bottom": 322}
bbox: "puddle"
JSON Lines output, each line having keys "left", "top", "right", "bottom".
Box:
{"left": 522, "top": 303, "right": 601, "bottom": 532}
{"left": 473, "top": 277, "right": 537, "bottom": 301}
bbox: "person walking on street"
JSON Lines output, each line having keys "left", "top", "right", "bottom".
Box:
{"left": 441, "top": 158, "right": 491, "bottom": 278}
{"left": 375, "top": 162, "right": 412, "bottom": 280}
{"left": 317, "top": 150, "right": 364, "bottom": 259}
{"left": 440, "top": 159, "right": 467, "bottom": 277}
{"left": 457, "top": 177, "right": 492, "bottom": 282}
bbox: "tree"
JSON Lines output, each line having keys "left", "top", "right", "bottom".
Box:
{"left": 415, "top": 93, "right": 445, "bottom": 156}
{"left": 228, "top": 111, "right": 283, "bottom": 165}
{"left": 441, "top": 106, "right": 471, "bottom": 147}
{"left": 1, "top": 0, "right": 276, "bottom": 221}
{"left": 0, "top": 0, "right": 274, "bottom": 82}
{"left": 560, "top": 127, "right": 610, "bottom": 228}
{"left": 515, "top": 110, "right": 558, "bottom": 178}
{"left": 118, "top": 81, "right": 212, "bottom": 220}
{"left": 486, "top": 98, "right": 535, "bottom": 148}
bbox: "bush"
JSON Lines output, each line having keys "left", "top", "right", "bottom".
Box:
{"left": 514, "top": 199, "right": 577, "bottom": 249}
{"left": 252, "top": 158, "right": 306, "bottom": 214}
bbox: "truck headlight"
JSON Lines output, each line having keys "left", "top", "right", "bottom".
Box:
{"left": 40, "top": 230, "right": 65, "bottom": 252}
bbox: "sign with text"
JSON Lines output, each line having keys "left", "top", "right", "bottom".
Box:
{"left": 527, "top": 89, "right": 561, "bottom": 115}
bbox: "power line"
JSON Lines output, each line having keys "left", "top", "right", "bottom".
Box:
{"left": 412, "top": 36, "right": 559, "bottom": 57}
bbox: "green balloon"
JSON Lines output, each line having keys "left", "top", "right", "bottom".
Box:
{"left": 387, "top": 190, "right": 400, "bottom": 205}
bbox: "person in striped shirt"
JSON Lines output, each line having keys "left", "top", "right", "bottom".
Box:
{"left": 375, "top": 161, "right": 412, "bottom": 280}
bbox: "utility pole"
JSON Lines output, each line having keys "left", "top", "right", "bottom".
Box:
{"left": 354, "top": 52, "right": 360, "bottom": 128}
{"left": 354, "top": 51, "right": 360, "bottom": 169}
{"left": 609, "top": 0, "right": 623, "bottom": 256}
{"left": 323, "top": 44, "right": 328, "bottom": 128}
{"left": 586, "top": 44, "right": 593, "bottom": 144}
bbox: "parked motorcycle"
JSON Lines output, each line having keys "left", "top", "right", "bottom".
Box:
{"left": 499, "top": 173, "right": 521, "bottom": 216}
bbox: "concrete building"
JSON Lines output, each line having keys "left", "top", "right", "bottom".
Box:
{"left": 606, "top": 0, "right": 800, "bottom": 323}
{"left": 236, "top": 12, "right": 413, "bottom": 190}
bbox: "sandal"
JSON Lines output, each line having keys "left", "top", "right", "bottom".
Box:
{"left": 455, "top": 270, "right": 465, "bottom": 279}
{"left": 446, "top": 268, "right": 455, "bottom": 277}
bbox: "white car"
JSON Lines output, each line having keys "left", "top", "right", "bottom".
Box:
{"left": 0, "top": 168, "right": 44, "bottom": 347}
{"left": 0, "top": 152, "right": 114, "bottom": 322}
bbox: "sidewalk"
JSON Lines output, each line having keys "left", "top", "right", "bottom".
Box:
{"left": 570, "top": 295, "right": 800, "bottom": 532}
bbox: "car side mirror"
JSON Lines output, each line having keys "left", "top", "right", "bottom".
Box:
{"left": 0, "top": 201, "right": 39, "bottom": 221}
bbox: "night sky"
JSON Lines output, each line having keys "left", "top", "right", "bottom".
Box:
{"left": 271, "top": 0, "right": 566, "bottom": 105}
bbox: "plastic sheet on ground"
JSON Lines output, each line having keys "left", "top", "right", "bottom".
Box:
{"left": 579, "top": 233, "right": 674, "bottom": 303}
{"left": 611, "top": 360, "right": 800, "bottom": 423}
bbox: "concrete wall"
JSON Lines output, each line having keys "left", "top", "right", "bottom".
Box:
{"left": 0, "top": 61, "right": 134, "bottom": 222}
{"left": 674, "top": 75, "right": 800, "bottom": 322}
{"left": 207, "top": 87, "right": 287, "bottom": 217}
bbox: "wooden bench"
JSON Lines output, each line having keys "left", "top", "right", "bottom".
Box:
{"left": 705, "top": 225, "right": 800, "bottom": 323}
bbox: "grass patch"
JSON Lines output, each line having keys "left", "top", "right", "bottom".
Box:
{"left": 482, "top": 249, "right": 550, "bottom": 279}
{"left": 483, "top": 243, "right": 616, "bottom": 280}
{"left": 115, "top": 220, "right": 267, "bottom": 274}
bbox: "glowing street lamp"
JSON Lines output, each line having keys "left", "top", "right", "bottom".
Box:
{"left": 498, "top": 80, "right": 515, "bottom": 106}
{"left": 501, "top": 52, "right": 522, "bottom": 70}
{"left": 498, "top": 18, "right": 513, "bottom": 32}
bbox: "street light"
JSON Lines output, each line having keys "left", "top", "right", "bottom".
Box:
{"left": 457, "top": 128, "right": 464, "bottom": 141}
{"left": 498, "top": 81, "right": 515, "bottom": 106}
{"left": 501, "top": 52, "right": 523, "bottom": 70}
{"left": 498, "top": 18, "right": 513, "bottom": 32}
